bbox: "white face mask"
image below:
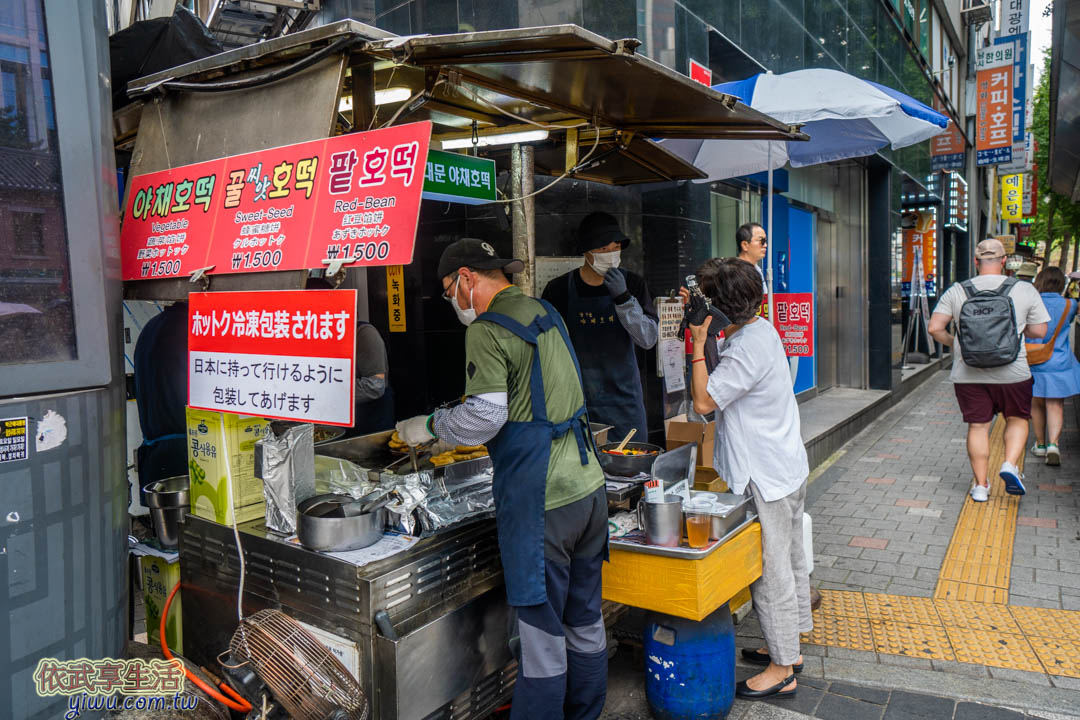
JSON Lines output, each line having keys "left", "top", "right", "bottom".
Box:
{"left": 450, "top": 276, "right": 477, "bottom": 326}
{"left": 588, "top": 249, "right": 621, "bottom": 275}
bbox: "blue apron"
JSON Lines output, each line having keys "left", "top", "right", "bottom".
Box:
{"left": 477, "top": 299, "right": 596, "bottom": 607}
{"left": 566, "top": 270, "right": 648, "bottom": 440}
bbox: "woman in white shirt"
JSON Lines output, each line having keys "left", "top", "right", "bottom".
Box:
{"left": 685, "top": 258, "right": 811, "bottom": 701}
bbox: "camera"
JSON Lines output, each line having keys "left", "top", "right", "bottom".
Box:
{"left": 681, "top": 274, "right": 730, "bottom": 338}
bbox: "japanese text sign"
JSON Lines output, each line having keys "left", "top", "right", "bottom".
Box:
{"left": 187, "top": 290, "right": 357, "bottom": 426}
{"left": 1001, "top": 174, "right": 1023, "bottom": 222}
{"left": 999, "top": 0, "right": 1029, "bottom": 37}
{"left": 930, "top": 121, "right": 965, "bottom": 171}
{"left": 121, "top": 122, "right": 432, "bottom": 281}
{"left": 772, "top": 292, "right": 814, "bottom": 357}
{"left": 421, "top": 150, "right": 496, "bottom": 205}
{"left": 975, "top": 48, "right": 1014, "bottom": 166}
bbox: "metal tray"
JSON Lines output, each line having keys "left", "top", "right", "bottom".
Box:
{"left": 609, "top": 512, "right": 757, "bottom": 559}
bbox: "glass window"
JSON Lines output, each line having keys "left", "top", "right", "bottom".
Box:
{"left": 0, "top": 2, "right": 75, "bottom": 366}
{"left": 0, "top": 1, "right": 27, "bottom": 37}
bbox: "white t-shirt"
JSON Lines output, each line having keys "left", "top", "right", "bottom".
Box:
{"left": 931, "top": 275, "right": 1050, "bottom": 384}
{"left": 705, "top": 319, "right": 808, "bottom": 502}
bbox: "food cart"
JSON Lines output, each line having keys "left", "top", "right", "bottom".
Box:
{"left": 118, "top": 19, "right": 804, "bottom": 719}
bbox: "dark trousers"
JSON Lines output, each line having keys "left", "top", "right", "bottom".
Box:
{"left": 511, "top": 487, "right": 608, "bottom": 720}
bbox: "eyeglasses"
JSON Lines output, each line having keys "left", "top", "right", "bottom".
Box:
{"left": 442, "top": 275, "right": 460, "bottom": 303}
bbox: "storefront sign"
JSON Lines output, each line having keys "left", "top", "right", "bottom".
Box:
{"left": 994, "top": 33, "right": 1028, "bottom": 144}
{"left": 121, "top": 121, "right": 432, "bottom": 281}
{"left": 1023, "top": 170, "right": 1037, "bottom": 217}
{"left": 1001, "top": 174, "right": 1023, "bottom": 221}
{"left": 187, "top": 290, "right": 357, "bottom": 426}
{"left": 995, "top": 234, "right": 1017, "bottom": 254}
{"left": 386, "top": 265, "right": 406, "bottom": 332}
{"left": 930, "top": 121, "right": 965, "bottom": 171}
{"left": 1016, "top": 223, "right": 1033, "bottom": 249}
{"left": 421, "top": 150, "right": 495, "bottom": 205}
{"left": 944, "top": 172, "right": 969, "bottom": 231}
{"left": 975, "top": 45, "right": 1015, "bottom": 166}
{"left": 772, "top": 293, "right": 814, "bottom": 357}
{"left": 0, "top": 417, "right": 28, "bottom": 463}
{"left": 902, "top": 211, "right": 937, "bottom": 297}
{"left": 999, "top": 0, "right": 1030, "bottom": 37}
{"left": 689, "top": 59, "right": 712, "bottom": 87}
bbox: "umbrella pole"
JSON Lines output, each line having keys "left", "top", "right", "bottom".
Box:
{"left": 767, "top": 141, "right": 774, "bottom": 325}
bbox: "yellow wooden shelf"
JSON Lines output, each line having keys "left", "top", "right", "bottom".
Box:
{"left": 602, "top": 521, "right": 762, "bottom": 621}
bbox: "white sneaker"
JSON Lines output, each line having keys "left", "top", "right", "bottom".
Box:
{"left": 970, "top": 484, "right": 989, "bottom": 502}
{"left": 999, "top": 462, "right": 1026, "bottom": 495}
{"left": 1030, "top": 444, "right": 1047, "bottom": 457}
{"left": 1046, "top": 444, "right": 1061, "bottom": 466}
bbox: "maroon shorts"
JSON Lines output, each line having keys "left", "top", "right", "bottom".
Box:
{"left": 953, "top": 379, "right": 1034, "bottom": 424}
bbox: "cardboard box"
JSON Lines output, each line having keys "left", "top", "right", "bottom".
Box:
{"left": 186, "top": 408, "right": 270, "bottom": 525}
{"left": 693, "top": 466, "right": 727, "bottom": 492}
{"left": 665, "top": 415, "right": 716, "bottom": 462}
{"left": 141, "top": 555, "right": 182, "bottom": 653}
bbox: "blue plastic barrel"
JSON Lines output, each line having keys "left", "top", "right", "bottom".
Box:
{"left": 643, "top": 604, "right": 735, "bottom": 720}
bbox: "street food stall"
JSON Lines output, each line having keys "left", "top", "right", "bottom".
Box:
{"left": 118, "top": 20, "right": 804, "bottom": 720}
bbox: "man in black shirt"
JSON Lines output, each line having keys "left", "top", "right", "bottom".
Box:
{"left": 542, "top": 212, "right": 658, "bottom": 440}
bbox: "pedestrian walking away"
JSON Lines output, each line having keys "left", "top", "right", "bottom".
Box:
{"left": 1026, "top": 266, "right": 1080, "bottom": 468}
{"left": 396, "top": 238, "right": 609, "bottom": 720}
{"left": 684, "top": 258, "right": 811, "bottom": 701}
{"left": 928, "top": 238, "right": 1050, "bottom": 502}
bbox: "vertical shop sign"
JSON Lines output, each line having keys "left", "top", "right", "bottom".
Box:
{"left": 689, "top": 59, "right": 712, "bottom": 87}
{"left": 772, "top": 293, "right": 814, "bottom": 357}
{"left": 0, "top": 417, "right": 28, "bottom": 463}
{"left": 187, "top": 290, "right": 357, "bottom": 426}
{"left": 1023, "top": 169, "right": 1037, "bottom": 217}
{"left": 1001, "top": 174, "right": 1023, "bottom": 221}
{"left": 902, "top": 211, "right": 937, "bottom": 297}
{"left": 121, "top": 121, "right": 431, "bottom": 280}
{"left": 930, "top": 121, "right": 965, "bottom": 171}
{"left": 975, "top": 45, "right": 1015, "bottom": 166}
{"left": 999, "top": 0, "right": 1030, "bottom": 37}
{"left": 994, "top": 33, "right": 1028, "bottom": 143}
{"left": 386, "top": 265, "right": 406, "bottom": 332}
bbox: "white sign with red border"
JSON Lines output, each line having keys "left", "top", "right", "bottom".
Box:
{"left": 187, "top": 290, "right": 357, "bottom": 426}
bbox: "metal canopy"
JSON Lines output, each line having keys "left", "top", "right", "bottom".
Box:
{"left": 1049, "top": 0, "right": 1080, "bottom": 201}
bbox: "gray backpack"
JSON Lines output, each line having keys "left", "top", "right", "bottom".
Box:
{"left": 956, "top": 278, "right": 1020, "bottom": 368}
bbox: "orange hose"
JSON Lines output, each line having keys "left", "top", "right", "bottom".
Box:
{"left": 160, "top": 580, "right": 253, "bottom": 712}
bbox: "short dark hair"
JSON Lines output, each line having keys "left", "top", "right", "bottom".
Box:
{"left": 735, "top": 222, "right": 763, "bottom": 254}
{"left": 695, "top": 257, "right": 763, "bottom": 325}
{"left": 1034, "top": 266, "right": 1066, "bottom": 294}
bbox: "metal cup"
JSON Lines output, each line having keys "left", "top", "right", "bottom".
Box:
{"left": 636, "top": 494, "right": 684, "bottom": 547}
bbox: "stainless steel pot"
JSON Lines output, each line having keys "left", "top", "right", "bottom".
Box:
{"left": 143, "top": 475, "right": 190, "bottom": 549}
{"left": 296, "top": 493, "right": 387, "bottom": 552}
{"left": 597, "top": 441, "right": 663, "bottom": 477}
{"left": 636, "top": 494, "right": 683, "bottom": 547}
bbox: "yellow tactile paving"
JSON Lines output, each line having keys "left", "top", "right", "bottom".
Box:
{"left": 1029, "top": 637, "right": 1080, "bottom": 678}
{"left": 934, "top": 600, "right": 1022, "bottom": 634}
{"left": 1009, "top": 606, "right": 1080, "bottom": 643}
{"left": 863, "top": 594, "right": 941, "bottom": 626}
{"left": 802, "top": 613, "right": 875, "bottom": 651}
{"left": 933, "top": 581, "right": 1009, "bottom": 604}
{"left": 870, "top": 620, "right": 955, "bottom": 660}
{"left": 945, "top": 626, "right": 1045, "bottom": 673}
{"left": 815, "top": 589, "right": 868, "bottom": 618}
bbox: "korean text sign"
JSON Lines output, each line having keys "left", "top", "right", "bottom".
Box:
{"left": 187, "top": 290, "right": 357, "bottom": 426}
{"left": 975, "top": 45, "right": 1015, "bottom": 166}
{"left": 121, "top": 121, "right": 432, "bottom": 281}
{"left": 930, "top": 121, "right": 965, "bottom": 171}
{"left": 772, "top": 293, "right": 814, "bottom": 357}
{"left": 1001, "top": 174, "right": 1023, "bottom": 222}
{"left": 903, "top": 211, "right": 937, "bottom": 297}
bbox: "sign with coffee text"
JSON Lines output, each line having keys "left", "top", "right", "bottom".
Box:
{"left": 772, "top": 292, "right": 814, "bottom": 357}
{"left": 121, "top": 122, "right": 431, "bottom": 281}
{"left": 903, "top": 211, "right": 937, "bottom": 297}
{"left": 187, "top": 290, "right": 357, "bottom": 426}
{"left": 975, "top": 45, "right": 1015, "bottom": 166}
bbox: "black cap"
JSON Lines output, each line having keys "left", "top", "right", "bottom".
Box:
{"left": 437, "top": 238, "right": 524, "bottom": 280}
{"left": 576, "top": 212, "right": 630, "bottom": 254}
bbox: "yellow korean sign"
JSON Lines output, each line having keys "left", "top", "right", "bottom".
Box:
{"left": 1001, "top": 174, "right": 1023, "bottom": 221}
{"left": 386, "top": 265, "right": 406, "bottom": 332}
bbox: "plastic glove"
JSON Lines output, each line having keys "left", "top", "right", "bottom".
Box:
{"left": 603, "top": 268, "right": 628, "bottom": 298}
{"left": 396, "top": 415, "right": 434, "bottom": 447}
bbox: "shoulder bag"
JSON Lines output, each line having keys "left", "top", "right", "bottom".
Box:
{"left": 1026, "top": 300, "right": 1073, "bottom": 366}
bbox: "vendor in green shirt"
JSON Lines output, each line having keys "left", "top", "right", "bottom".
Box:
{"left": 396, "top": 238, "right": 608, "bottom": 720}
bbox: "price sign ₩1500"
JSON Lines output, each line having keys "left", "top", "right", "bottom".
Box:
{"left": 120, "top": 121, "right": 431, "bottom": 281}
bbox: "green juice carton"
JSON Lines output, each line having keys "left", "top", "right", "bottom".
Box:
{"left": 141, "top": 554, "right": 182, "bottom": 654}
{"left": 186, "top": 408, "right": 270, "bottom": 525}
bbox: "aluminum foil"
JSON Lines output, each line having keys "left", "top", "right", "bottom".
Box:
{"left": 255, "top": 424, "right": 315, "bottom": 534}
{"left": 377, "top": 460, "right": 495, "bottom": 536}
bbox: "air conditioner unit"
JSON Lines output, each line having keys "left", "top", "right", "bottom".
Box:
{"left": 961, "top": 0, "right": 993, "bottom": 26}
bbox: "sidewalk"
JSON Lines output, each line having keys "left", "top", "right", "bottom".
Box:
{"left": 602, "top": 370, "right": 1080, "bottom": 719}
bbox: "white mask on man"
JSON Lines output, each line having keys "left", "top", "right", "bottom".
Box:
{"left": 588, "top": 249, "right": 621, "bottom": 275}
{"left": 450, "top": 277, "right": 477, "bottom": 326}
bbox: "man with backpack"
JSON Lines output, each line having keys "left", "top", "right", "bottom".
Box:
{"left": 928, "top": 238, "right": 1050, "bottom": 502}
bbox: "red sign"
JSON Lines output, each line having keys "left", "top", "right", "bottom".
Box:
{"left": 931, "top": 121, "right": 964, "bottom": 156}
{"left": 772, "top": 292, "right": 814, "bottom": 357}
{"left": 975, "top": 65, "right": 1014, "bottom": 165}
{"left": 1023, "top": 168, "right": 1037, "bottom": 217}
{"left": 187, "top": 290, "right": 357, "bottom": 426}
{"left": 689, "top": 59, "right": 712, "bottom": 87}
{"left": 121, "top": 122, "right": 432, "bottom": 281}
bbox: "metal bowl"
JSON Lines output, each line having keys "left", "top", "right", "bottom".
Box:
{"left": 143, "top": 475, "right": 190, "bottom": 549}
{"left": 296, "top": 493, "right": 386, "bottom": 552}
{"left": 597, "top": 441, "right": 663, "bottom": 477}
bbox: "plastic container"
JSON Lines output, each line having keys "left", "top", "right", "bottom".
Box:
{"left": 644, "top": 605, "right": 735, "bottom": 720}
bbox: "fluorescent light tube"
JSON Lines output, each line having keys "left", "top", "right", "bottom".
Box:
{"left": 440, "top": 129, "right": 549, "bottom": 150}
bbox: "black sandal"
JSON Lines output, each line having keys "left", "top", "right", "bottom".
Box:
{"left": 735, "top": 673, "right": 797, "bottom": 699}
{"left": 740, "top": 648, "right": 803, "bottom": 673}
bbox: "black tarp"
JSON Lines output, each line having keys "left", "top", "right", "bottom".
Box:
{"left": 110, "top": 5, "right": 223, "bottom": 110}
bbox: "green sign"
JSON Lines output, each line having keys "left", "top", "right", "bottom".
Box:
{"left": 422, "top": 150, "right": 496, "bottom": 205}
